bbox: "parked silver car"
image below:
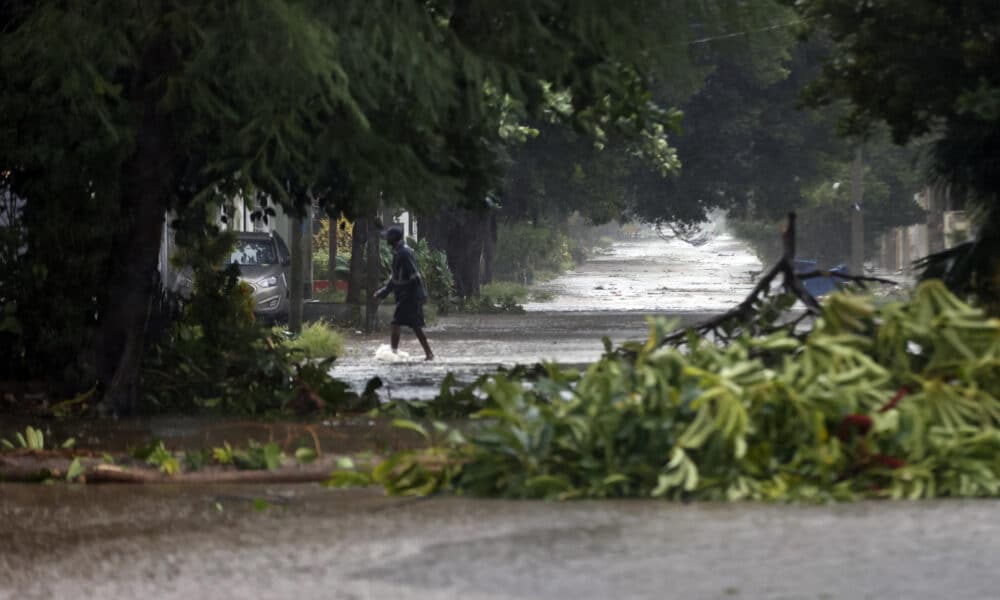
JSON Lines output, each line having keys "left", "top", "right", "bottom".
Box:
{"left": 167, "top": 231, "right": 292, "bottom": 322}
{"left": 228, "top": 232, "right": 291, "bottom": 322}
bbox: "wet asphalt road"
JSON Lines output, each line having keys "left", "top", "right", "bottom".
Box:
{"left": 2, "top": 484, "right": 998, "bottom": 600}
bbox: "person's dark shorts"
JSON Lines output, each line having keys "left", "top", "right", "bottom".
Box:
{"left": 392, "top": 300, "right": 425, "bottom": 328}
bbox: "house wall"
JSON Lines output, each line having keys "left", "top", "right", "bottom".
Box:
{"left": 874, "top": 186, "right": 974, "bottom": 273}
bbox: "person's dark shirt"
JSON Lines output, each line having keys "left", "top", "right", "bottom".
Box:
{"left": 378, "top": 243, "right": 425, "bottom": 303}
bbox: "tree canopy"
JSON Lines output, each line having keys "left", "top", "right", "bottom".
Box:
{"left": 0, "top": 0, "right": 728, "bottom": 411}
{"left": 793, "top": 0, "right": 1000, "bottom": 306}
{"left": 496, "top": 18, "right": 923, "bottom": 269}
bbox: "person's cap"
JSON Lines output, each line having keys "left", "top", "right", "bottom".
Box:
{"left": 380, "top": 225, "right": 404, "bottom": 242}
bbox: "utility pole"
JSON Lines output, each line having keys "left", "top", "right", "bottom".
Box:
{"left": 289, "top": 213, "right": 305, "bottom": 333}
{"left": 850, "top": 146, "right": 865, "bottom": 274}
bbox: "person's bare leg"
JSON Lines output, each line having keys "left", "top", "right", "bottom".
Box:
{"left": 390, "top": 324, "right": 401, "bottom": 352}
{"left": 413, "top": 327, "right": 434, "bottom": 360}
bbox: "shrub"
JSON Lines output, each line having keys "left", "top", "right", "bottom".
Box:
{"left": 480, "top": 281, "right": 529, "bottom": 304}
{"left": 409, "top": 237, "right": 455, "bottom": 304}
{"left": 277, "top": 321, "right": 345, "bottom": 360}
{"left": 312, "top": 251, "right": 351, "bottom": 283}
{"left": 493, "top": 221, "right": 572, "bottom": 284}
{"left": 143, "top": 232, "right": 298, "bottom": 414}
{"left": 452, "top": 281, "right": 528, "bottom": 313}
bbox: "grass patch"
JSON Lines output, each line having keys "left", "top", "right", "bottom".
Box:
{"left": 452, "top": 281, "right": 555, "bottom": 312}
{"left": 276, "top": 321, "right": 345, "bottom": 359}
{"left": 453, "top": 281, "right": 528, "bottom": 313}
{"left": 480, "top": 281, "right": 529, "bottom": 303}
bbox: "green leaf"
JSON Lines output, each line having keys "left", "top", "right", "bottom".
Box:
{"left": 263, "top": 442, "right": 283, "bottom": 470}
{"left": 66, "top": 457, "right": 83, "bottom": 482}
{"left": 602, "top": 473, "right": 629, "bottom": 487}
{"left": 27, "top": 426, "right": 43, "bottom": 449}
{"left": 391, "top": 418, "right": 429, "bottom": 439}
{"left": 326, "top": 470, "right": 373, "bottom": 488}
{"left": 525, "top": 475, "right": 572, "bottom": 496}
{"left": 213, "top": 443, "right": 235, "bottom": 465}
{"left": 295, "top": 447, "right": 318, "bottom": 464}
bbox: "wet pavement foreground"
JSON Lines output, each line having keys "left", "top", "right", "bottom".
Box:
{"left": 2, "top": 484, "right": 998, "bottom": 600}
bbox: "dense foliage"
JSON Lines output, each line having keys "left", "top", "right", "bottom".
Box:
{"left": 142, "top": 232, "right": 300, "bottom": 414}
{"left": 407, "top": 238, "right": 455, "bottom": 307}
{"left": 137, "top": 229, "right": 352, "bottom": 415}
{"left": 334, "top": 282, "right": 1000, "bottom": 500}
{"left": 793, "top": 0, "right": 1000, "bottom": 309}
{"left": 494, "top": 21, "right": 923, "bottom": 274}
{"left": 1, "top": 0, "right": 702, "bottom": 411}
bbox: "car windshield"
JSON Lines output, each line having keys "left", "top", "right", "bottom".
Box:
{"left": 229, "top": 239, "right": 277, "bottom": 266}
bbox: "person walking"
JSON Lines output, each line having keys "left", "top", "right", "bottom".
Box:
{"left": 374, "top": 225, "right": 434, "bottom": 360}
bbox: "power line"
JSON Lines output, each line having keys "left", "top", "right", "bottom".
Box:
{"left": 682, "top": 19, "right": 809, "bottom": 46}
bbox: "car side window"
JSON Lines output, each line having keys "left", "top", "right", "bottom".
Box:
{"left": 273, "top": 233, "right": 291, "bottom": 264}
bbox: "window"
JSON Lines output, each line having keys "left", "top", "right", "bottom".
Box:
{"left": 229, "top": 239, "right": 277, "bottom": 265}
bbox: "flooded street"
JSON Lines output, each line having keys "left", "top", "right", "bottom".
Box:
{"left": 3, "top": 230, "right": 995, "bottom": 600}
{"left": 332, "top": 230, "right": 762, "bottom": 400}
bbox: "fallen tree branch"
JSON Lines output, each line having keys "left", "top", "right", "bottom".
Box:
{"left": 654, "top": 212, "right": 895, "bottom": 348}
{"left": 87, "top": 464, "right": 335, "bottom": 484}
{"left": 0, "top": 452, "right": 359, "bottom": 485}
{"left": 654, "top": 221, "right": 714, "bottom": 247}
{"left": 796, "top": 270, "right": 899, "bottom": 287}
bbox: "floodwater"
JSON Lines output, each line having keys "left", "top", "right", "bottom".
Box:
{"left": 331, "top": 230, "right": 762, "bottom": 400}
{"left": 524, "top": 230, "right": 761, "bottom": 312}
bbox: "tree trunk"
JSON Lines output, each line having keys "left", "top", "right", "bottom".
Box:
{"left": 365, "top": 213, "right": 380, "bottom": 333}
{"left": 347, "top": 217, "right": 366, "bottom": 305}
{"left": 481, "top": 211, "right": 497, "bottom": 285}
{"left": 849, "top": 146, "right": 865, "bottom": 274}
{"left": 96, "top": 99, "right": 172, "bottom": 416}
{"left": 289, "top": 214, "right": 305, "bottom": 333}
{"left": 303, "top": 200, "right": 313, "bottom": 300}
{"left": 422, "top": 208, "right": 488, "bottom": 298}
{"left": 327, "top": 213, "right": 338, "bottom": 290}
